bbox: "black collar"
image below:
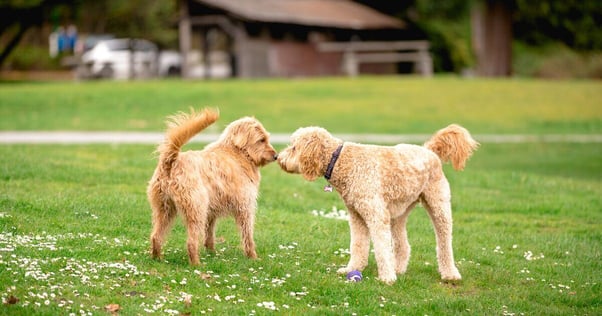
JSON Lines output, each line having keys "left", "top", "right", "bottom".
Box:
{"left": 324, "top": 143, "right": 344, "bottom": 181}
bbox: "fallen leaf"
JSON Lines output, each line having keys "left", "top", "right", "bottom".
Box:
{"left": 4, "top": 295, "right": 18, "bottom": 305}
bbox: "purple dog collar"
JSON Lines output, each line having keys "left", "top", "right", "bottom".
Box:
{"left": 324, "top": 143, "right": 344, "bottom": 181}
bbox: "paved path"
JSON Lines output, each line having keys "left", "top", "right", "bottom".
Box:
{"left": 1, "top": 131, "right": 601, "bottom": 144}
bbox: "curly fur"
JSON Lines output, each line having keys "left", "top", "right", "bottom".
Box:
{"left": 278, "top": 124, "right": 478, "bottom": 284}
{"left": 147, "top": 108, "right": 277, "bottom": 265}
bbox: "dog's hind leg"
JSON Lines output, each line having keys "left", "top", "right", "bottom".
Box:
{"left": 337, "top": 208, "right": 370, "bottom": 275}
{"left": 421, "top": 178, "right": 462, "bottom": 281}
{"left": 149, "top": 188, "right": 177, "bottom": 260}
{"left": 391, "top": 208, "right": 413, "bottom": 275}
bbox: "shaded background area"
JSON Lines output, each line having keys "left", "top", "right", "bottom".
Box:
{"left": 1, "top": 0, "right": 601, "bottom": 80}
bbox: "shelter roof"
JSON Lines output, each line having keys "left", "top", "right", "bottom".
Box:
{"left": 194, "top": 0, "right": 404, "bottom": 29}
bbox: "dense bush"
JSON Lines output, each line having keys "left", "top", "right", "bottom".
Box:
{"left": 513, "top": 42, "right": 602, "bottom": 79}
{"left": 411, "top": 0, "right": 602, "bottom": 77}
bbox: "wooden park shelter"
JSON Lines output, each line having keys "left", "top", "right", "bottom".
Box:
{"left": 178, "top": 0, "right": 433, "bottom": 78}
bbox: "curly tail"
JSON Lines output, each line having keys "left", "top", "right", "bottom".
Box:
{"left": 157, "top": 108, "right": 219, "bottom": 175}
{"left": 424, "top": 124, "right": 479, "bottom": 171}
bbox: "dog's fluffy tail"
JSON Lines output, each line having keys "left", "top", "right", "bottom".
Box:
{"left": 157, "top": 108, "right": 219, "bottom": 174}
{"left": 424, "top": 124, "right": 479, "bottom": 171}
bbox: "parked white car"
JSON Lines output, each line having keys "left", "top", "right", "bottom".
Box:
{"left": 158, "top": 50, "right": 181, "bottom": 77}
{"left": 79, "top": 38, "right": 180, "bottom": 79}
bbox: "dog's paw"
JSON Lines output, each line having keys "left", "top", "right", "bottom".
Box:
{"left": 441, "top": 268, "right": 462, "bottom": 281}
{"left": 150, "top": 251, "right": 163, "bottom": 261}
{"left": 377, "top": 274, "right": 397, "bottom": 285}
{"left": 395, "top": 266, "right": 408, "bottom": 275}
{"left": 204, "top": 244, "right": 215, "bottom": 252}
{"left": 336, "top": 267, "right": 353, "bottom": 275}
{"left": 395, "top": 259, "right": 410, "bottom": 275}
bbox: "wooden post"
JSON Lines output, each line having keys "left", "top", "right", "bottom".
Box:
{"left": 228, "top": 33, "right": 237, "bottom": 77}
{"left": 417, "top": 51, "right": 433, "bottom": 76}
{"left": 178, "top": 0, "right": 191, "bottom": 78}
{"left": 343, "top": 50, "right": 358, "bottom": 77}
{"left": 128, "top": 38, "right": 135, "bottom": 80}
{"left": 233, "top": 22, "right": 248, "bottom": 78}
{"left": 202, "top": 28, "right": 211, "bottom": 79}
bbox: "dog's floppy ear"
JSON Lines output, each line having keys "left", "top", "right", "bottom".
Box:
{"left": 299, "top": 134, "right": 324, "bottom": 181}
{"left": 228, "top": 122, "right": 251, "bottom": 149}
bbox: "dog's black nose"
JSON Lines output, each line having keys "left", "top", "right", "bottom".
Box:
{"left": 273, "top": 153, "right": 278, "bottom": 160}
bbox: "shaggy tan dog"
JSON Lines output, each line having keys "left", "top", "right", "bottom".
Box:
{"left": 278, "top": 125, "right": 478, "bottom": 284}
{"left": 147, "top": 108, "right": 277, "bottom": 265}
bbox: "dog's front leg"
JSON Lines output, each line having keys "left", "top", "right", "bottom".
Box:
{"left": 235, "top": 209, "right": 258, "bottom": 259}
{"left": 185, "top": 219, "right": 205, "bottom": 266}
{"left": 366, "top": 214, "right": 397, "bottom": 284}
{"left": 204, "top": 216, "right": 217, "bottom": 251}
{"left": 337, "top": 209, "right": 370, "bottom": 275}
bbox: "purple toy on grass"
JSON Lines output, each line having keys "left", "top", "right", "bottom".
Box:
{"left": 346, "top": 270, "right": 363, "bottom": 282}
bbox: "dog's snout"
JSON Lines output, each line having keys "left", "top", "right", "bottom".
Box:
{"left": 273, "top": 153, "right": 279, "bottom": 160}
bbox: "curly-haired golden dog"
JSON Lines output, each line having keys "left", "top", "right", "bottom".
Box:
{"left": 147, "top": 108, "right": 277, "bottom": 265}
{"left": 277, "top": 125, "right": 478, "bottom": 284}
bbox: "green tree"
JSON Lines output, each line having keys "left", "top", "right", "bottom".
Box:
{"left": 76, "top": 0, "right": 177, "bottom": 48}
{"left": 514, "top": 0, "right": 602, "bottom": 50}
{"left": 0, "top": 0, "right": 178, "bottom": 69}
{"left": 408, "top": 0, "right": 474, "bottom": 73}
{"left": 0, "top": 0, "right": 73, "bottom": 66}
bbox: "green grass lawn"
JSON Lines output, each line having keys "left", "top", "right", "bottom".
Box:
{"left": 0, "top": 77, "right": 601, "bottom": 134}
{"left": 0, "top": 77, "right": 601, "bottom": 315}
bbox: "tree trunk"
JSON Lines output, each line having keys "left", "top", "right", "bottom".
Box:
{"left": 0, "top": 24, "right": 28, "bottom": 67}
{"left": 471, "top": 0, "right": 513, "bottom": 77}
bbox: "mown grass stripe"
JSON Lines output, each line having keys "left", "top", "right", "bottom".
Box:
{"left": 1, "top": 131, "right": 602, "bottom": 144}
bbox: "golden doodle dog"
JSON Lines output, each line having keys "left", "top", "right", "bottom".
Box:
{"left": 278, "top": 124, "right": 478, "bottom": 284}
{"left": 147, "top": 108, "right": 277, "bottom": 265}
